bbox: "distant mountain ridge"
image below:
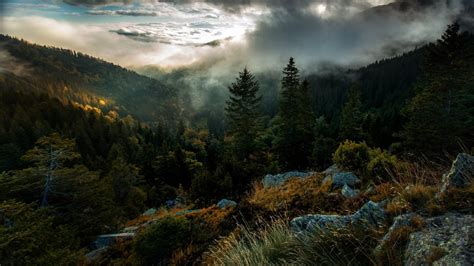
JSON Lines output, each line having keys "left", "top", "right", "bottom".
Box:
{"left": 0, "top": 35, "right": 180, "bottom": 125}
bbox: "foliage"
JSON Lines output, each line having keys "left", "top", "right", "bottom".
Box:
{"left": 401, "top": 23, "right": 474, "bottom": 157}
{"left": 0, "top": 133, "right": 119, "bottom": 242}
{"left": 339, "top": 84, "right": 369, "bottom": 142}
{"left": 0, "top": 200, "right": 83, "bottom": 265}
{"left": 273, "top": 58, "right": 315, "bottom": 171}
{"left": 333, "top": 140, "right": 371, "bottom": 174}
{"left": 367, "top": 148, "right": 398, "bottom": 183}
{"left": 206, "top": 219, "right": 380, "bottom": 265}
{"left": 206, "top": 220, "right": 299, "bottom": 265}
{"left": 133, "top": 216, "right": 192, "bottom": 264}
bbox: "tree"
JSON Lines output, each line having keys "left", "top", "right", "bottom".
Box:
{"left": 107, "top": 156, "right": 146, "bottom": 218}
{"left": 0, "top": 133, "right": 119, "bottom": 241}
{"left": 225, "top": 67, "right": 267, "bottom": 186}
{"left": 339, "top": 84, "right": 368, "bottom": 142}
{"left": 312, "top": 116, "right": 337, "bottom": 170}
{"left": 273, "top": 58, "right": 315, "bottom": 170}
{"left": 225, "top": 67, "right": 264, "bottom": 163}
{"left": 400, "top": 23, "right": 474, "bottom": 156}
{"left": 0, "top": 200, "right": 83, "bottom": 265}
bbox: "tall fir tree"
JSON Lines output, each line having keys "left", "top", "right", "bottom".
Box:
{"left": 339, "top": 84, "right": 368, "bottom": 142}
{"left": 401, "top": 23, "right": 474, "bottom": 156}
{"left": 225, "top": 67, "right": 266, "bottom": 185}
{"left": 273, "top": 58, "right": 315, "bottom": 170}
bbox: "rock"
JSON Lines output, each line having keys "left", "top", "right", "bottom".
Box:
{"left": 262, "top": 171, "right": 311, "bottom": 188}
{"left": 404, "top": 213, "right": 474, "bottom": 266}
{"left": 216, "top": 199, "right": 237, "bottom": 209}
{"left": 122, "top": 226, "right": 139, "bottom": 233}
{"left": 322, "top": 164, "right": 341, "bottom": 176}
{"left": 93, "top": 233, "right": 136, "bottom": 249}
{"left": 291, "top": 214, "right": 351, "bottom": 232}
{"left": 142, "top": 208, "right": 157, "bottom": 216}
{"left": 351, "top": 201, "right": 386, "bottom": 228}
{"left": 85, "top": 247, "right": 108, "bottom": 263}
{"left": 440, "top": 153, "right": 474, "bottom": 194}
{"left": 291, "top": 201, "right": 386, "bottom": 233}
{"left": 376, "top": 213, "right": 423, "bottom": 252}
{"left": 341, "top": 184, "right": 359, "bottom": 198}
{"left": 323, "top": 172, "right": 361, "bottom": 189}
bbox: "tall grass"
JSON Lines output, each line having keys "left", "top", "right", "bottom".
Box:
{"left": 205, "top": 219, "right": 380, "bottom": 266}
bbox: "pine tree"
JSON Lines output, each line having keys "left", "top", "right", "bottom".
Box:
{"left": 225, "top": 67, "right": 264, "bottom": 163}
{"left": 0, "top": 133, "right": 119, "bottom": 239}
{"left": 401, "top": 23, "right": 474, "bottom": 156}
{"left": 273, "top": 58, "right": 315, "bottom": 170}
{"left": 339, "top": 84, "right": 368, "bottom": 142}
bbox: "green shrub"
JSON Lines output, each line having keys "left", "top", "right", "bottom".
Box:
{"left": 367, "top": 148, "right": 398, "bottom": 183}
{"left": 333, "top": 140, "right": 370, "bottom": 174}
{"left": 133, "top": 216, "right": 191, "bottom": 264}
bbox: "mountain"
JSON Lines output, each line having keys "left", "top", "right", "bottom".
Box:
{"left": 0, "top": 35, "right": 180, "bottom": 124}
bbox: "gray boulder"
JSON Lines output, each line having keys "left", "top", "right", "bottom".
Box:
{"left": 322, "top": 164, "right": 340, "bottom": 176}
{"left": 142, "top": 208, "right": 157, "bottom": 216}
{"left": 351, "top": 201, "right": 386, "bottom": 228}
{"left": 262, "top": 171, "right": 311, "bottom": 188}
{"left": 93, "top": 233, "right": 136, "bottom": 249}
{"left": 323, "top": 172, "right": 361, "bottom": 189}
{"left": 440, "top": 153, "right": 474, "bottom": 194}
{"left": 404, "top": 213, "right": 474, "bottom": 266}
{"left": 341, "top": 184, "right": 360, "bottom": 199}
{"left": 291, "top": 201, "right": 386, "bottom": 233}
{"left": 216, "top": 199, "right": 237, "bottom": 209}
{"left": 375, "top": 213, "right": 423, "bottom": 253}
{"left": 291, "top": 214, "right": 351, "bottom": 232}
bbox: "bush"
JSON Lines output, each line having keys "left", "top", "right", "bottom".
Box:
{"left": 133, "top": 216, "right": 191, "bottom": 264}
{"left": 333, "top": 140, "right": 370, "bottom": 174}
{"left": 367, "top": 148, "right": 398, "bottom": 183}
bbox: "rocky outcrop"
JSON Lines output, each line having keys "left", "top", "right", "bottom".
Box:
{"left": 217, "top": 199, "right": 237, "bottom": 209}
{"left": 404, "top": 213, "right": 474, "bottom": 265}
{"left": 291, "top": 201, "right": 386, "bottom": 232}
{"left": 323, "top": 172, "right": 361, "bottom": 189}
{"left": 440, "top": 153, "right": 474, "bottom": 194}
{"left": 341, "top": 184, "right": 359, "bottom": 198}
{"left": 262, "top": 171, "right": 312, "bottom": 188}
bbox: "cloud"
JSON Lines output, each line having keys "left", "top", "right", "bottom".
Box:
{"left": 87, "top": 9, "right": 158, "bottom": 16}
{"left": 0, "top": 49, "right": 32, "bottom": 77}
{"left": 0, "top": 16, "right": 196, "bottom": 67}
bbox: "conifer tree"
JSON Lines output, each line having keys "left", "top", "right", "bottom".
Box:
{"left": 339, "top": 84, "right": 368, "bottom": 142}
{"left": 225, "top": 67, "right": 264, "bottom": 163}
{"left": 401, "top": 23, "right": 474, "bottom": 155}
{"left": 273, "top": 58, "right": 315, "bottom": 170}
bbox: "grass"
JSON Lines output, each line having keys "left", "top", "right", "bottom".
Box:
{"left": 205, "top": 219, "right": 381, "bottom": 266}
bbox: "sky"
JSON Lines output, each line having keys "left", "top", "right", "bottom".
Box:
{"left": 0, "top": 0, "right": 472, "bottom": 71}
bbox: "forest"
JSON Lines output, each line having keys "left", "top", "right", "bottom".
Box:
{"left": 0, "top": 21, "right": 473, "bottom": 265}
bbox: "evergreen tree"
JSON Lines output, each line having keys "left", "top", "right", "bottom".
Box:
{"left": 225, "top": 67, "right": 264, "bottom": 163}
{"left": 0, "top": 133, "right": 119, "bottom": 240}
{"left": 401, "top": 23, "right": 474, "bottom": 156}
{"left": 273, "top": 58, "right": 315, "bottom": 170}
{"left": 339, "top": 84, "right": 368, "bottom": 142}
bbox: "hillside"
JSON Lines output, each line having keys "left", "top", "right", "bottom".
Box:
{"left": 0, "top": 35, "right": 180, "bottom": 124}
